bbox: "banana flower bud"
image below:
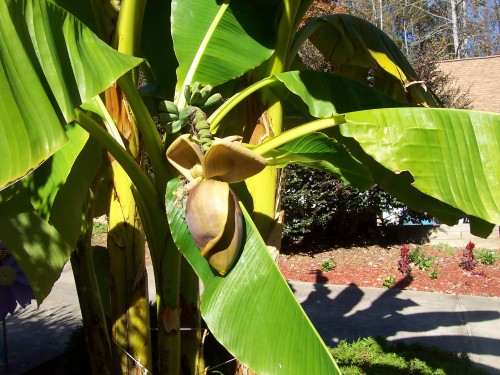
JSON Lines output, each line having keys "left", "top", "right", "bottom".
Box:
{"left": 166, "top": 135, "right": 267, "bottom": 274}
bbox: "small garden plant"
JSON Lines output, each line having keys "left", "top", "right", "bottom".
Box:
{"left": 460, "top": 241, "right": 477, "bottom": 271}
{"left": 408, "top": 246, "right": 435, "bottom": 271}
{"left": 435, "top": 242, "right": 455, "bottom": 255}
{"left": 321, "top": 258, "right": 336, "bottom": 272}
{"left": 397, "top": 245, "right": 412, "bottom": 276}
{"left": 382, "top": 275, "right": 396, "bottom": 288}
{"left": 397, "top": 245, "right": 439, "bottom": 281}
{"left": 476, "top": 249, "right": 498, "bottom": 265}
{"left": 429, "top": 267, "right": 439, "bottom": 280}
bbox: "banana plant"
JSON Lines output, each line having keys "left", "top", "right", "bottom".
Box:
{"left": 1, "top": 0, "right": 499, "bottom": 374}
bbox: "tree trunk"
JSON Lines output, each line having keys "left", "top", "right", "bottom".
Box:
{"left": 450, "top": 0, "right": 461, "bottom": 58}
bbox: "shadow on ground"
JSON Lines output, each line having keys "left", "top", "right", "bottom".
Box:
{"left": 291, "top": 271, "right": 500, "bottom": 374}
{"left": 1, "top": 305, "right": 80, "bottom": 375}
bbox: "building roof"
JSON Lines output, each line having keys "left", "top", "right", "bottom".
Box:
{"left": 438, "top": 55, "right": 500, "bottom": 113}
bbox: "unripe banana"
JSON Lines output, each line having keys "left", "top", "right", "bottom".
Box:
{"left": 199, "top": 84, "right": 213, "bottom": 101}
{"left": 158, "top": 100, "right": 179, "bottom": 115}
{"left": 165, "top": 120, "right": 183, "bottom": 134}
{"left": 190, "top": 89, "right": 203, "bottom": 106}
{"left": 178, "top": 107, "right": 190, "bottom": 126}
{"left": 202, "top": 93, "right": 223, "bottom": 108}
{"left": 191, "top": 81, "right": 202, "bottom": 94}
{"left": 183, "top": 85, "right": 192, "bottom": 103}
{"left": 158, "top": 112, "right": 179, "bottom": 123}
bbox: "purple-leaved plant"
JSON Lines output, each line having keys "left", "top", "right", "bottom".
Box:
{"left": 398, "top": 245, "right": 412, "bottom": 276}
{"left": 460, "top": 241, "right": 477, "bottom": 271}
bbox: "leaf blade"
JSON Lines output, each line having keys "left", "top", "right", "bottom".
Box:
{"left": 172, "top": 0, "right": 276, "bottom": 88}
{"left": 0, "top": 0, "right": 141, "bottom": 189}
{"left": 341, "top": 108, "right": 500, "bottom": 229}
{"left": 166, "top": 178, "right": 340, "bottom": 374}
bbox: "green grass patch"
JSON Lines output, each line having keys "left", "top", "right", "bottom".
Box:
{"left": 330, "top": 337, "right": 488, "bottom": 375}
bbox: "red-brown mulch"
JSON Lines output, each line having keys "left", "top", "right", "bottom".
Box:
{"left": 279, "top": 243, "right": 500, "bottom": 297}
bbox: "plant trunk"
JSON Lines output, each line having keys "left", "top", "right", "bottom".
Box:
{"left": 156, "top": 236, "right": 181, "bottom": 375}
{"left": 106, "top": 85, "right": 152, "bottom": 374}
{"left": 71, "top": 194, "right": 112, "bottom": 375}
{"left": 179, "top": 257, "right": 204, "bottom": 375}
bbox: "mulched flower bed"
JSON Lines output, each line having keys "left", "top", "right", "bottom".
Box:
{"left": 279, "top": 243, "right": 500, "bottom": 297}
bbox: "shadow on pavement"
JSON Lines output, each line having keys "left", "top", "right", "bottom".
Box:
{"left": 1, "top": 305, "right": 80, "bottom": 375}
{"left": 290, "top": 270, "right": 500, "bottom": 374}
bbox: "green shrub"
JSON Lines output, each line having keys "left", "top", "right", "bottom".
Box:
{"left": 280, "top": 164, "right": 431, "bottom": 242}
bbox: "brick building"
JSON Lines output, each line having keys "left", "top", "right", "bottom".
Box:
{"left": 438, "top": 55, "right": 500, "bottom": 113}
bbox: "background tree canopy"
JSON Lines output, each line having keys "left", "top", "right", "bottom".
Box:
{"left": 281, "top": 164, "right": 432, "bottom": 242}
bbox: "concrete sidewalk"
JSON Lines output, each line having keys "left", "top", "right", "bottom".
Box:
{"left": 291, "top": 280, "right": 500, "bottom": 374}
{"left": 1, "top": 266, "right": 499, "bottom": 374}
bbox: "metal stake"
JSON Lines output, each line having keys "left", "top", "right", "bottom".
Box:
{"left": 2, "top": 319, "right": 7, "bottom": 373}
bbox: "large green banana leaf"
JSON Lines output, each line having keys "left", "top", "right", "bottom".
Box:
{"left": 210, "top": 70, "right": 407, "bottom": 135}
{"left": 259, "top": 132, "right": 373, "bottom": 190}
{"left": 171, "top": 0, "right": 278, "bottom": 89}
{"left": 291, "top": 14, "right": 438, "bottom": 107}
{"left": 0, "top": 125, "right": 103, "bottom": 303}
{"left": 275, "top": 70, "right": 406, "bottom": 118}
{"left": 340, "top": 108, "right": 500, "bottom": 236}
{"left": 0, "top": 0, "right": 141, "bottom": 189}
{"left": 0, "top": 187, "right": 73, "bottom": 304}
{"left": 21, "top": 124, "right": 103, "bottom": 246}
{"left": 166, "top": 179, "right": 340, "bottom": 375}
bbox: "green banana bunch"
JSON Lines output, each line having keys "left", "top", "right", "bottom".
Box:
{"left": 158, "top": 82, "right": 223, "bottom": 134}
{"left": 183, "top": 82, "right": 223, "bottom": 109}
{"left": 157, "top": 100, "right": 187, "bottom": 134}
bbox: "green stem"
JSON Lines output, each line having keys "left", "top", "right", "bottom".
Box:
{"left": 113, "top": 0, "right": 146, "bottom": 55}
{"left": 263, "top": 0, "right": 301, "bottom": 79}
{"left": 91, "top": 95, "right": 127, "bottom": 148}
{"left": 118, "top": 74, "right": 169, "bottom": 195}
{"left": 75, "top": 109, "right": 158, "bottom": 218}
{"left": 208, "top": 76, "right": 278, "bottom": 133}
{"left": 253, "top": 116, "right": 345, "bottom": 156}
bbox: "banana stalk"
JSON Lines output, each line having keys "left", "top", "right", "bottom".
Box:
{"left": 242, "top": 0, "right": 302, "bottom": 242}
{"left": 156, "top": 236, "right": 182, "bottom": 375}
{"left": 244, "top": 0, "right": 302, "bottom": 241}
{"left": 179, "top": 257, "right": 205, "bottom": 375}
{"left": 101, "top": 1, "right": 155, "bottom": 373}
{"left": 105, "top": 83, "right": 152, "bottom": 374}
{"left": 235, "top": 4, "right": 302, "bottom": 370}
{"left": 71, "top": 191, "right": 112, "bottom": 375}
